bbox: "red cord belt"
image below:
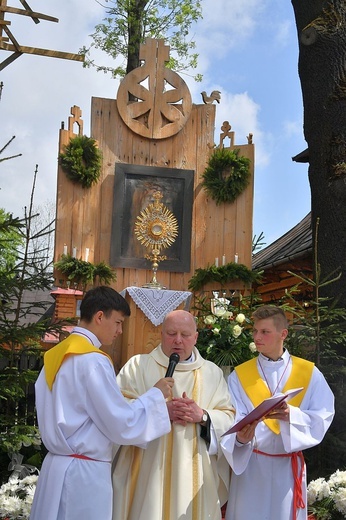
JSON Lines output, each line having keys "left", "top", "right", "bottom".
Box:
{"left": 69, "top": 454, "right": 109, "bottom": 463}
{"left": 253, "top": 449, "right": 305, "bottom": 520}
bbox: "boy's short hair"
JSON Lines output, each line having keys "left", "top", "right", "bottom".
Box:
{"left": 252, "top": 305, "right": 288, "bottom": 330}
{"left": 80, "top": 286, "right": 131, "bottom": 322}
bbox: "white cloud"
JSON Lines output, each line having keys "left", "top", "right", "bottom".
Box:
{"left": 194, "top": 0, "right": 266, "bottom": 68}
{"left": 274, "top": 20, "right": 293, "bottom": 47}
{"left": 282, "top": 119, "right": 303, "bottom": 138}
{"left": 0, "top": 0, "right": 309, "bottom": 244}
{"left": 200, "top": 89, "right": 271, "bottom": 171}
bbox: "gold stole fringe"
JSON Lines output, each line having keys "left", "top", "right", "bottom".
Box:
{"left": 162, "top": 369, "right": 201, "bottom": 520}
{"left": 235, "top": 356, "right": 314, "bottom": 434}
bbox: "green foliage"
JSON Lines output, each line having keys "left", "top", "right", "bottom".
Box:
{"left": 188, "top": 262, "right": 262, "bottom": 291}
{"left": 194, "top": 294, "right": 257, "bottom": 368}
{"left": 81, "top": 0, "right": 203, "bottom": 81}
{"left": 54, "top": 254, "right": 116, "bottom": 287}
{"left": 59, "top": 135, "right": 102, "bottom": 189}
{"left": 282, "top": 289, "right": 346, "bottom": 370}
{"left": 252, "top": 231, "right": 266, "bottom": 253}
{"left": 278, "top": 217, "right": 346, "bottom": 371}
{"left": 201, "top": 148, "right": 251, "bottom": 205}
{"left": 0, "top": 170, "right": 69, "bottom": 483}
{"left": 0, "top": 211, "right": 50, "bottom": 480}
{"left": 0, "top": 209, "right": 24, "bottom": 275}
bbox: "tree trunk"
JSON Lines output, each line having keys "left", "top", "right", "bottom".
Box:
{"left": 291, "top": 0, "right": 346, "bottom": 306}
{"left": 126, "top": 0, "right": 148, "bottom": 75}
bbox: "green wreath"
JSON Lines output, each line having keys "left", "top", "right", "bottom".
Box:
{"left": 201, "top": 147, "right": 251, "bottom": 205}
{"left": 59, "top": 135, "right": 102, "bottom": 189}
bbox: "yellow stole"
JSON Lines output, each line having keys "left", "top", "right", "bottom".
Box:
{"left": 44, "top": 334, "right": 112, "bottom": 390}
{"left": 235, "top": 356, "right": 314, "bottom": 434}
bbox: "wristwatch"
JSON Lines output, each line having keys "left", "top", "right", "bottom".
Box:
{"left": 200, "top": 409, "right": 208, "bottom": 425}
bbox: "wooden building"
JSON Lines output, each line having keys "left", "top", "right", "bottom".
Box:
{"left": 252, "top": 213, "right": 313, "bottom": 304}
{"left": 51, "top": 38, "right": 255, "bottom": 367}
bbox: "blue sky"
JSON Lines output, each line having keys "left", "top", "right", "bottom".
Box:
{"left": 0, "top": 0, "right": 310, "bottom": 249}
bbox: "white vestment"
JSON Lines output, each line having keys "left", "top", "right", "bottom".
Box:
{"left": 221, "top": 350, "right": 335, "bottom": 520}
{"left": 112, "top": 345, "right": 235, "bottom": 520}
{"left": 30, "top": 329, "right": 170, "bottom": 520}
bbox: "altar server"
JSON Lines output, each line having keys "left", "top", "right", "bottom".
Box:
{"left": 221, "top": 305, "right": 335, "bottom": 520}
{"left": 30, "top": 286, "right": 173, "bottom": 520}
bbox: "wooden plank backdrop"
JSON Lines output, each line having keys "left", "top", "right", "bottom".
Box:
{"left": 53, "top": 42, "right": 254, "bottom": 364}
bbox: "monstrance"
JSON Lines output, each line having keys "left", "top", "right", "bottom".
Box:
{"left": 134, "top": 190, "right": 178, "bottom": 289}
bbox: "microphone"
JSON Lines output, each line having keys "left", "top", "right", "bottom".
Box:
{"left": 165, "top": 353, "right": 180, "bottom": 377}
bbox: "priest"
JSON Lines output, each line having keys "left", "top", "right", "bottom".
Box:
{"left": 112, "top": 309, "right": 235, "bottom": 520}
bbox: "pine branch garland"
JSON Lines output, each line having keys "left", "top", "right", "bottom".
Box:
{"left": 188, "top": 263, "right": 262, "bottom": 291}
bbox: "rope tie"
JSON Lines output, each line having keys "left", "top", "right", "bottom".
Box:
{"left": 253, "top": 449, "right": 305, "bottom": 520}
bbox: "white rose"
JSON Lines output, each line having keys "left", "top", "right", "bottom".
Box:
{"left": 236, "top": 313, "right": 246, "bottom": 324}
{"left": 204, "top": 315, "right": 216, "bottom": 325}
{"left": 232, "top": 324, "right": 242, "bottom": 337}
{"left": 249, "top": 342, "right": 257, "bottom": 353}
{"left": 213, "top": 306, "right": 227, "bottom": 317}
{"left": 212, "top": 327, "right": 221, "bottom": 335}
{"left": 223, "top": 311, "right": 233, "bottom": 319}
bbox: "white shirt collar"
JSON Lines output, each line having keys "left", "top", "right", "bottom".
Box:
{"left": 258, "top": 348, "right": 288, "bottom": 364}
{"left": 71, "top": 326, "right": 101, "bottom": 348}
{"left": 180, "top": 351, "right": 196, "bottom": 363}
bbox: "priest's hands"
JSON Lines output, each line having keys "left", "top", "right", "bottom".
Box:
{"left": 154, "top": 377, "right": 174, "bottom": 399}
{"left": 167, "top": 392, "right": 204, "bottom": 426}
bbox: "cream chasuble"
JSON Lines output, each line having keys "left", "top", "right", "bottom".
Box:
{"left": 112, "top": 345, "right": 235, "bottom": 520}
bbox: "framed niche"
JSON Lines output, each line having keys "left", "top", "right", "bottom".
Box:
{"left": 110, "top": 163, "right": 194, "bottom": 272}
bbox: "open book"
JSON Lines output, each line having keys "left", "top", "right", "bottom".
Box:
{"left": 222, "top": 387, "right": 304, "bottom": 436}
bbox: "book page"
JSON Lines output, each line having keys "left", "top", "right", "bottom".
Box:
{"left": 222, "top": 387, "right": 304, "bottom": 436}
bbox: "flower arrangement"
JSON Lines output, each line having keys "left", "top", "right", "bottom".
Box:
{"left": 0, "top": 474, "right": 37, "bottom": 520}
{"left": 195, "top": 293, "right": 257, "bottom": 368}
{"left": 307, "top": 470, "right": 346, "bottom": 519}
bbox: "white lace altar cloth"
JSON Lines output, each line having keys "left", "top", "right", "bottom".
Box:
{"left": 121, "top": 286, "right": 192, "bottom": 326}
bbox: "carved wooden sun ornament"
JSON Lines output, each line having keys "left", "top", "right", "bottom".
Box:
{"left": 134, "top": 190, "right": 179, "bottom": 289}
{"left": 117, "top": 38, "right": 192, "bottom": 140}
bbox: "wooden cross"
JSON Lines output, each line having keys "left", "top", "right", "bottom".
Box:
{"left": 0, "top": 0, "right": 84, "bottom": 71}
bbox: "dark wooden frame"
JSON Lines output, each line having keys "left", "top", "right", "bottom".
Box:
{"left": 110, "top": 163, "right": 194, "bottom": 272}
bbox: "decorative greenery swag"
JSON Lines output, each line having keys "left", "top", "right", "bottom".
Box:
{"left": 54, "top": 254, "right": 116, "bottom": 287}
{"left": 188, "top": 263, "right": 261, "bottom": 291}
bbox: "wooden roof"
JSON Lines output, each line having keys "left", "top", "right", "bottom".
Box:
{"left": 252, "top": 212, "right": 312, "bottom": 271}
{"left": 292, "top": 148, "right": 309, "bottom": 163}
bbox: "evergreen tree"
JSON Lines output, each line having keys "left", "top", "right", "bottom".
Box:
{"left": 0, "top": 167, "right": 61, "bottom": 483}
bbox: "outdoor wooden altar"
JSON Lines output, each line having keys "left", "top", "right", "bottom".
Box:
{"left": 53, "top": 38, "right": 255, "bottom": 366}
